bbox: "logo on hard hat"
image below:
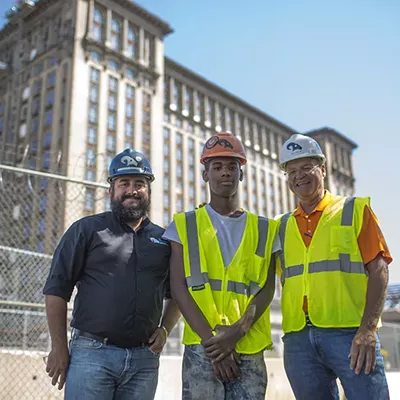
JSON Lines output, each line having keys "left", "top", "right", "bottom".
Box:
{"left": 205, "top": 135, "right": 234, "bottom": 150}
{"left": 286, "top": 142, "right": 303, "bottom": 152}
{"left": 121, "top": 156, "right": 138, "bottom": 166}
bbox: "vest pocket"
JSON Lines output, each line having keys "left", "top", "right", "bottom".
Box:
{"left": 330, "top": 226, "right": 358, "bottom": 255}
{"left": 243, "top": 254, "right": 267, "bottom": 290}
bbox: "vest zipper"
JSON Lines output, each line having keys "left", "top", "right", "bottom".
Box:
{"left": 221, "top": 267, "right": 228, "bottom": 325}
{"left": 304, "top": 247, "right": 309, "bottom": 298}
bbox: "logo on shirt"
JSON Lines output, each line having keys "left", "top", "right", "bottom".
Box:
{"left": 121, "top": 156, "right": 138, "bottom": 166}
{"left": 150, "top": 237, "right": 169, "bottom": 246}
{"left": 286, "top": 142, "right": 303, "bottom": 152}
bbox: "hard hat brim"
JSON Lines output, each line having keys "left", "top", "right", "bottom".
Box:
{"left": 108, "top": 171, "right": 155, "bottom": 184}
{"left": 201, "top": 153, "right": 247, "bottom": 166}
{"left": 279, "top": 154, "right": 326, "bottom": 171}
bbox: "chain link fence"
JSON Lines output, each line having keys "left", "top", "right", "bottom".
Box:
{"left": 0, "top": 164, "right": 183, "bottom": 399}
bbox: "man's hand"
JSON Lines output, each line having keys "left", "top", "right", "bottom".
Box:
{"left": 212, "top": 351, "right": 241, "bottom": 382}
{"left": 349, "top": 327, "right": 377, "bottom": 375}
{"left": 203, "top": 324, "right": 245, "bottom": 363}
{"left": 148, "top": 327, "right": 168, "bottom": 354}
{"left": 45, "top": 345, "right": 70, "bottom": 390}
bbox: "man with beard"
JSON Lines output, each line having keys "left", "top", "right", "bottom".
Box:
{"left": 163, "top": 132, "right": 280, "bottom": 400}
{"left": 43, "top": 149, "right": 181, "bottom": 400}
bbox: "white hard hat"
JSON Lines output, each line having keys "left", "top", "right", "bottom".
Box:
{"left": 279, "top": 134, "right": 326, "bottom": 171}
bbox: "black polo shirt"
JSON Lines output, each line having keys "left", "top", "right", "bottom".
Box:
{"left": 43, "top": 212, "right": 171, "bottom": 348}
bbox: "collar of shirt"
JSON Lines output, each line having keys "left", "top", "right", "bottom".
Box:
{"left": 111, "top": 212, "right": 151, "bottom": 232}
{"left": 294, "top": 190, "right": 333, "bottom": 217}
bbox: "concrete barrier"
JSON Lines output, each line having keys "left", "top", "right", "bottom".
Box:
{"left": 2, "top": 350, "right": 397, "bottom": 399}
{"left": 0, "top": 351, "right": 294, "bottom": 399}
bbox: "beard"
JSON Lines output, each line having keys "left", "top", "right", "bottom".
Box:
{"left": 111, "top": 193, "right": 151, "bottom": 223}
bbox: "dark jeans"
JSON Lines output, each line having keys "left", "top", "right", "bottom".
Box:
{"left": 283, "top": 327, "right": 389, "bottom": 400}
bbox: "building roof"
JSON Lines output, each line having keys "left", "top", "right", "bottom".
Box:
{"left": 114, "top": 0, "right": 173, "bottom": 36}
{"left": 165, "top": 57, "right": 298, "bottom": 136}
{"left": 0, "top": 0, "right": 174, "bottom": 39}
{"left": 305, "top": 127, "right": 358, "bottom": 150}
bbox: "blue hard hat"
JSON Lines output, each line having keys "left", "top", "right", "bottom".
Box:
{"left": 107, "top": 149, "right": 154, "bottom": 183}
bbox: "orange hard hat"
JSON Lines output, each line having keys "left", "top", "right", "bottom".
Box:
{"left": 200, "top": 132, "right": 247, "bottom": 165}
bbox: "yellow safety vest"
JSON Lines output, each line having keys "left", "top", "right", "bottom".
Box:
{"left": 174, "top": 207, "right": 278, "bottom": 354}
{"left": 278, "top": 195, "right": 370, "bottom": 334}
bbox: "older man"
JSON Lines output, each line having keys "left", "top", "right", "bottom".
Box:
{"left": 277, "top": 134, "right": 391, "bottom": 400}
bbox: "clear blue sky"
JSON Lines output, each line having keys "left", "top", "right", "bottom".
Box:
{"left": 1, "top": 1, "right": 398, "bottom": 281}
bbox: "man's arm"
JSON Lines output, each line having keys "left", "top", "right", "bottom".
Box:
{"left": 203, "top": 257, "right": 277, "bottom": 362}
{"left": 148, "top": 298, "right": 181, "bottom": 353}
{"left": 350, "top": 254, "right": 388, "bottom": 375}
{"left": 43, "top": 220, "right": 87, "bottom": 389}
{"left": 169, "top": 241, "right": 214, "bottom": 341}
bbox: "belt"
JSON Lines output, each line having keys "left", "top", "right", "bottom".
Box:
{"left": 73, "top": 329, "right": 145, "bottom": 349}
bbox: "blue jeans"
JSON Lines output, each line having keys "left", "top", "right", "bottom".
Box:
{"left": 182, "top": 344, "right": 267, "bottom": 400}
{"left": 283, "top": 327, "right": 389, "bottom": 400}
{"left": 64, "top": 335, "right": 160, "bottom": 400}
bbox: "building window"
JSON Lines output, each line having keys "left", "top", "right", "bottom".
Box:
{"left": 85, "top": 189, "right": 95, "bottom": 211}
{"left": 109, "top": 77, "right": 118, "bottom": 92}
{"left": 126, "top": 85, "right": 135, "bottom": 99}
{"left": 125, "top": 68, "right": 135, "bottom": 81}
{"left": 143, "top": 32, "right": 152, "bottom": 66}
{"left": 163, "top": 211, "right": 170, "bottom": 227}
{"left": 86, "top": 169, "right": 96, "bottom": 182}
{"left": 45, "top": 110, "right": 53, "bottom": 126}
{"left": 87, "top": 149, "right": 96, "bottom": 166}
{"left": 176, "top": 198, "right": 183, "bottom": 212}
{"left": 47, "top": 73, "right": 56, "bottom": 88}
{"left": 107, "top": 135, "right": 116, "bottom": 152}
{"left": 142, "top": 92, "right": 151, "bottom": 156}
{"left": 43, "top": 152, "right": 51, "bottom": 169}
{"left": 93, "top": 8, "right": 104, "bottom": 42}
{"left": 108, "top": 94, "right": 117, "bottom": 110}
{"left": 126, "top": 122, "right": 133, "bottom": 137}
{"left": 43, "top": 131, "right": 52, "bottom": 148}
{"left": 128, "top": 27, "right": 137, "bottom": 59}
{"left": 108, "top": 60, "right": 119, "bottom": 71}
{"left": 39, "top": 195, "right": 47, "bottom": 213}
{"left": 46, "top": 90, "right": 54, "bottom": 107}
{"left": 111, "top": 18, "right": 121, "bottom": 51}
{"left": 108, "top": 115, "right": 116, "bottom": 131}
{"left": 88, "top": 126, "right": 97, "bottom": 144}
{"left": 88, "top": 107, "right": 97, "bottom": 123}
{"left": 90, "top": 68, "right": 100, "bottom": 83}
{"left": 126, "top": 103, "right": 134, "bottom": 118}
{"left": 90, "top": 86, "right": 98, "bottom": 103}
{"left": 89, "top": 51, "right": 101, "bottom": 62}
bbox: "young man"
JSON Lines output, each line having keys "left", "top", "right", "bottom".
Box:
{"left": 164, "top": 132, "right": 280, "bottom": 400}
{"left": 277, "top": 134, "right": 391, "bottom": 400}
{"left": 43, "top": 149, "right": 180, "bottom": 400}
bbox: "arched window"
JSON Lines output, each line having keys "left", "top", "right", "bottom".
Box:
{"left": 93, "top": 8, "right": 103, "bottom": 42}
{"left": 111, "top": 18, "right": 121, "bottom": 51}
{"left": 127, "top": 27, "right": 137, "bottom": 59}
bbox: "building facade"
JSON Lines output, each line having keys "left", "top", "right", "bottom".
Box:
{"left": 0, "top": 0, "right": 358, "bottom": 356}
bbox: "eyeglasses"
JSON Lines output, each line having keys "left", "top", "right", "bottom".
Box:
{"left": 285, "top": 164, "right": 321, "bottom": 180}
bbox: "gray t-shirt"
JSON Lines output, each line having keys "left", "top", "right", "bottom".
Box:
{"left": 162, "top": 204, "right": 281, "bottom": 268}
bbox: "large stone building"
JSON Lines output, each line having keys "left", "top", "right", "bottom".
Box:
{"left": 0, "top": 0, "right": 358, "bottom": 356}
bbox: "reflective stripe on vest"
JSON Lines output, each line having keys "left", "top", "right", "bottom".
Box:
{"left": 279, "top": 197, "right": 365, "bottom": 282}
{"left": 185, "top": 211, "right": 269, "bottom": 296}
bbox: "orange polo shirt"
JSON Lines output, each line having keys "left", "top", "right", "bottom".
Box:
{"left": 294, "top": 191, "right": 392, "bottom": 312}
